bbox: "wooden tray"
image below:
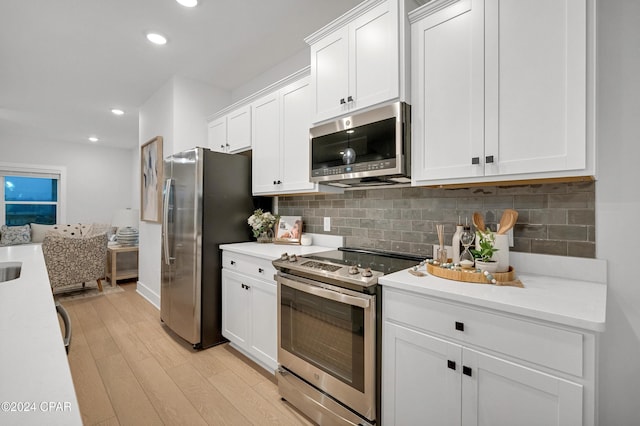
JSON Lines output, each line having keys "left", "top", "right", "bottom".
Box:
{"left": 426, "top": 263, "right": 523, "bottom": 288}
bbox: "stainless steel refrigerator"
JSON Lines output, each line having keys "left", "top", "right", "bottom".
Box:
{"left": 161, "top": 147, "right": 255, "bottom": 349}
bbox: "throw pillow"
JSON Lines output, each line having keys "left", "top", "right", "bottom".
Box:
{"left": 50, "top": 224, "right": 82, "bottom": 236}
{"left": 0, "top": 224, "right": 31, "bottom": 246}
{"left": 30, "top": 223, "right": 55, "bottom": 243}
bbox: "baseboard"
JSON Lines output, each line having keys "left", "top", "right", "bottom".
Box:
{"left": 136, "top": 280, "right": 160, "bottom": 310}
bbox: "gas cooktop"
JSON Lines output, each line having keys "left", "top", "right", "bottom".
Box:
{"left": 272, "top": 247, "right": 424, "bottom": 290}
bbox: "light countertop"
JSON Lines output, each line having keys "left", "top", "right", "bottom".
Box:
{"left": 220, "top": 233, "right": 344, "bottom": 261}
{"left": 219, "top": 241, "right": 337, "bottom": 261}
{"left": 380, "top": 253, "right": 607, "bottom": 332}
{"left": 0, "top": 244, "right": 82, "bottom": 425}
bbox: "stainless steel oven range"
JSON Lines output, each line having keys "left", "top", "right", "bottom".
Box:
{"left": 273, "top": 248, "right": 423, "bottom": 425}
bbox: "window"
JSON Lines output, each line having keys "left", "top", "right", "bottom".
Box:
{"left": 0, "top": 165, "right": 64, "bottom": 226}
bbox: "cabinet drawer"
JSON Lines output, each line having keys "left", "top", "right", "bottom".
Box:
{"left": 222, "top": 251, "right": 276, "bottom": 281}
{"left": 384, "top": 288, "right": 583, "bottom": 377}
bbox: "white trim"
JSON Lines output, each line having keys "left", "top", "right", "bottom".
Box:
{"left": 136, "top": 280, "right": 160, "bottom": 310}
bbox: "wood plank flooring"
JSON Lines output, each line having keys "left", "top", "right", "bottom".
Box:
{"left": 60, "top": 282, "right": 313, "bottom": 426}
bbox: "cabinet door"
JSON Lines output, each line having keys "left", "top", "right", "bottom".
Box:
{"left": 280, "top": 76, "right": 315, "bottom": 193}
{"left": 349, "top": 0, "right": 399, "bottom": 112}
{"left": 484, "top": 0, "right": 587, "bottom": 176}
{"left": 251, "top": 92, "right": 281, "bottom": 194}
{"left": 248, "top": 277, "right": 277, "bottom": 372}
{"left": 227, "top": 105, "right": 251, "bottom": 153}
{"left": 383, "top": 322, "right": 462, "bottom": 426}
{"left": 461, "top": 348, "right": 583, "bottom": 426}
{"left": 207, "top": 116, "right": 227, "bottom": 153}
{"left": 412, "top": 0, "right": 485, "bottom": 181}
{"left": 310, "top": 27, "right": 350, "bottom": 123}
{"left": 221, "top": 270, "right": 249, "bottom": 349}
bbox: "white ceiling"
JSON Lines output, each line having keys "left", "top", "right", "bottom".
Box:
{"left": 0, "top": 0, "right": 361, "bottom": 150}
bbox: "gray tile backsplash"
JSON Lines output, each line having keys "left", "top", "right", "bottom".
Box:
{"left": 278, "top": 181, "right": 596, "bottom": 258}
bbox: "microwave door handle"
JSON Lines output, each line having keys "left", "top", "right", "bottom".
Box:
{"left": 281, "top": 278, "right": 370, "bottom": 309}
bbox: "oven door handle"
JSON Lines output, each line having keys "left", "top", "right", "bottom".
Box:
{"left": 281, "top": 277, "right": 370, "bottom": 309}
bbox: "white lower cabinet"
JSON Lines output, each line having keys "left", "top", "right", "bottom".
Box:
{"left": 221, "top": 252, "right": 277, "bottom": 373}
{"left": 383, "top": 287, "right": 591, "bottom": 426}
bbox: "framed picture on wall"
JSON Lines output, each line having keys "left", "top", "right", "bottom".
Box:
{"left": 140, "top": 136, "right": 163, "bottom": 223}
{"left": 274, "top": 216, "right": 303, "bottom": 245}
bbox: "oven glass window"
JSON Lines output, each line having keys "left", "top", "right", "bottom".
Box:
{"left": 311, "top": 117, "right": 396, "bottom": 170}
{"left": 280, "top": 284, "right": 365, "bottom": 392}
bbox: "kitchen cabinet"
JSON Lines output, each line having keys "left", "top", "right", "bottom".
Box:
{"left": 410, "top": 0, "right": 594, "bottom": 186}
{"left": 221, "top": 251, "right": 277, "bottom": 372}
{"left": 382, "top": 287, "right": 595, "bottom": 425}
{"left": 252, "top": 74, "right": 341, "bottom": 195}
{"left": 306, "top": 0, "right": 413, "bottom": 123}
{"left": 207, "top": 104, "right": 251, "bottom": 153}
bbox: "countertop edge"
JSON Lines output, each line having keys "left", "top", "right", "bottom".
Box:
{"left": 380, "top": 269, "right": 607, "bottom": 333}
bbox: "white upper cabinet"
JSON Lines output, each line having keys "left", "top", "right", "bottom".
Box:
{"left": 252, "top": 72, "right": 342, "bottom": 196}
{"left": 207, "top": 104, "right": 251, "bottom": 154}
{"left": 307, "top": 0, "right": 411, "bottom": 123}
{"left": 411, "top": 0, "right": 594, "bottom": 186}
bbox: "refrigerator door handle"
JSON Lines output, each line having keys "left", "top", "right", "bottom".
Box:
{"left": 163, "top": 178, "right": 172, "bottom": 266}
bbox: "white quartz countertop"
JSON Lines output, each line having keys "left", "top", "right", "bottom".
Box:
{"left": 219, "top": 241, "right": 337, "bottom": 261}
{"left": 0, "top": 245, "right": 82, "bottom": 425}
{"left": 380, "top": 256, "right": 607, "bottom": 332}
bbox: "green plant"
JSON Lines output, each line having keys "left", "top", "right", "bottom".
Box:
{"left": 471, "top": 230, "right": 499, "bottom": 262}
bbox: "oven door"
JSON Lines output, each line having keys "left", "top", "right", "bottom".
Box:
{"left": 277, "top": 272, "right": 376, "bottom": 421}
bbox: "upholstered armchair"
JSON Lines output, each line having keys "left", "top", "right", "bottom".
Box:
{"left": 42, "top": 232, "right": 108, "bottom": 294}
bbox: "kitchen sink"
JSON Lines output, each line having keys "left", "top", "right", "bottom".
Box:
{"left": 0, "top": 262, "right": 22, "bottom": 282}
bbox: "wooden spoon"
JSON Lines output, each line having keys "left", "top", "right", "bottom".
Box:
{"left": 497, "top": 209, "right": 518, "bottom": 234}
{"left": 472, "top": 212, "right": 486, "bottom": 232}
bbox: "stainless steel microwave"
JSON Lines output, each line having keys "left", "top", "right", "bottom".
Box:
{"left": 309, "top": 102, "right": 411, "bottom": 188}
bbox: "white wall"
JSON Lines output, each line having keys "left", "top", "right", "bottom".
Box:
{"left": 596, "top": 0, "right": 640, "bottom": 424}
{"left": 230, "top": 47, "right": 309, "bottom": 102}
{"left": 137, "top": 79, "right": 173, "bottom": 308}
{"left": 137, "top": 75, "right": 229, "bottom": 308}
{"left": 0, "top": 139, "right": 135, "bottom": 224}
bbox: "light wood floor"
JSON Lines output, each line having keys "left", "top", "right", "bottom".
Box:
{"left": 60, "top": 282, "right": 313, "bottom": 426}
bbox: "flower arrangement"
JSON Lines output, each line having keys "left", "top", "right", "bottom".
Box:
{"left": 471, "top": 229, "right": 498, "bottom": 262}
{"left": 247, "top": 209, "right": 278, "bottom": 238}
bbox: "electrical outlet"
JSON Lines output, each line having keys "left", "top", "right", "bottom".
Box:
{"left": 324, "top": 217, "right": 331, "bottom": 232}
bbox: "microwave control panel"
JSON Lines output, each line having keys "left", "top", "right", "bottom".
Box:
{"left": 312, "top": 159, "right": 397, "bottom": 178}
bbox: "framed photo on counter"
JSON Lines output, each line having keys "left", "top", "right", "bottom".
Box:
{"left": 274, "top": 216, "right": 302, "bottom": 245}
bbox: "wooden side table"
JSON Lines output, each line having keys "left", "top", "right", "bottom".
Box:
{"left": 106, "top": 244, "right": 139, "bottom": 286}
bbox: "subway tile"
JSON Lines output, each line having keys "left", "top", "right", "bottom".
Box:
{"left": 367, "top": 229, "right": 385, "bottom": 239}
{"left": 529, "top": 209, "right": 567, "bottom": 225}
{"left": 567, "top": 242, "right": 596, "bottom": 258}
{"left": 456, "top": 197, "right": 485, "bottom": 209}
{"left": 390, "top": 241, "right": 412, "bottom": 255}
{"left": 512, "top": 238, "right": 532, "bottom": 253}
{"left": 383, "top": 209, "right": 402, "bottom": 220}
{"left": 383, "top": 230, "right": 404, "bottom": 242}
{"left": 514, "top": 224, "right": 547, "bottom": 239}
{"left": 483, "top": 196, "right": 514, "bottom": 208}
{"left": 530, "top": 240, "right": 568, "bottom": 256}
{"left": 401, "top": 209, "right": 422, "bottom": 220}
{"left": 401, "top": 231, "right": 424, "bottom": 243}
{"left": 568, "top": 209, "right": 595, "bottom": 225}
{"left": 361, "top": 199, "right": 394, "bottom": 209}
{"left": 393, "top": 198, "right": 412, "bottom": 209}
{"left": 587, "top": 226, "right": 596, "bottom": 242}
{"left": 548, "top": 192, "right": 591, "bottom": 208}
{"left": 548, "top": 225, "right": 588, "bottom": 241}
{"left": 514, "top": 195, "right": 547, "bottom": 209}
{"left": 331, "top": 200, "right": 346, "bottom": 208}
{"left": 409, "top": 243, "right": 432, "bottom": 257}
{"left": 392, "top": 220, "right": 413, "bottom": 231}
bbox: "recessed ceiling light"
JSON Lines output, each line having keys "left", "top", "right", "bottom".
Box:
{"left": 146, "top": 32, "right": 167, "bottom": 45}
{"left": 111, "top": 108, "right": 124, "bottom": 116}
{"left": 176, "top": 0, "right": 198, "bottom": 7}
{"left": 89, "top": 137, "right": 99, "bottom": 142}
